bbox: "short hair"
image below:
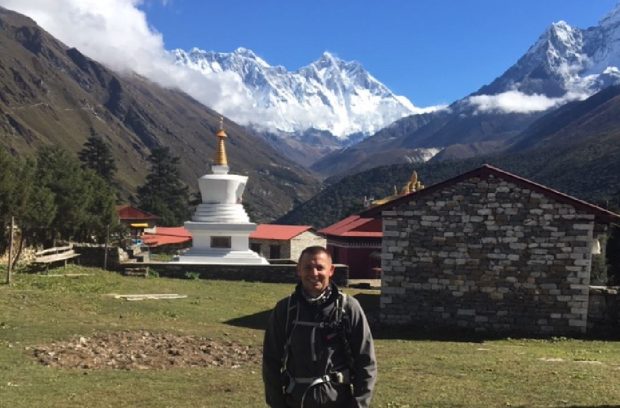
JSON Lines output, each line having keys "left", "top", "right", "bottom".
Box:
{"left": 298, "top": 245, "right": 332, "bottom": 263}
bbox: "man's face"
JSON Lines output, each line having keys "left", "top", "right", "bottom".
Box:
{"left": 297, "top": 251, "right": 335, "bottom": 297}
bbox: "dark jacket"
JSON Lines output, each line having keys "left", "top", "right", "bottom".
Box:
{"left": 263, "top": 283, "right": 377, "bottom": 407}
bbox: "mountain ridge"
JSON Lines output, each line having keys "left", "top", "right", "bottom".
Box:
{"left": 280, "top": 82, "right": 620, "bottom": 228}
{"left": 173, "top": 47, "right": 426, "bottom": 138}
{"left": 0, "top": 6, "right": 320, "bottom": 222}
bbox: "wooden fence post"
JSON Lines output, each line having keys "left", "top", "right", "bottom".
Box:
{"left": 6, "top": 216, "right": 14, "bottom": 284}
{"left": 104, "top": 224, "right": 110, "bottom": 270}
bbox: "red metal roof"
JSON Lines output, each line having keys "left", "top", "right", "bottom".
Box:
{"left": 142, "top": 225, "right": 315, "bottom": 246}
{"left": 319, "top": 215, "right": 382, "bottom": 238}
{"left": 250, "top": 224, "right": 313, "bottom": 240}
{"left": 361, "top": 164, "right": 620, "bottom": 224}
{"left": 116, "top": 205, "right": 159, "bottom": 221}
{"left": 143, "top": 226, "right": 191, "bottom": 247}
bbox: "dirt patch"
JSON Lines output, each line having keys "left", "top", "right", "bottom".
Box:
{"left": 32, "top": 330, "right": 261, "bottom": 370}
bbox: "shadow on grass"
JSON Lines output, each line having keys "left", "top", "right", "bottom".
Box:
{"left": 223, "top": 291, "right": 620, "bottom": 343}
{"left": 353, "top": 292, "right": 620, "bottom": 343}
{"left": 225, "top": 309, "right": 272, "bottom": 331}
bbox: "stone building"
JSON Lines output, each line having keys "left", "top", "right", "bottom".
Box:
{"left": 363, "top": 164, "right": 620, "bottom": 335}
{"left": 249, "top": 225, "right": 325, "bottom": 261}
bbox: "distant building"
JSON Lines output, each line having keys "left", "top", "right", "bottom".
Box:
{"left": 249, "top": 225, "right": 325, "bottom": 261}
{"left": 364, "top": 164, "right": 620, "bottom": 335}
{"left": 116, "top": 205, "right": 159, "bottom": 245}
{"left": 142, "top": 227, "right": 192, "bottom": 249}
{"left": 319, "top": 215, "right": 382, "bottom": 279}
{"left": 116, "top": 205, "right": 159, "bottom": 229}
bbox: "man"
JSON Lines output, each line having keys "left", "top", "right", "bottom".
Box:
{"left": 263, "top": 246, "right": 377, "bottom": 407}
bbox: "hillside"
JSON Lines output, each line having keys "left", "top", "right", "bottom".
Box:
{"left": 281, "top": 87, "right": 620, "bottom": 227}
{"left": 0, "top": 7, "right": 319, "bottom": 222}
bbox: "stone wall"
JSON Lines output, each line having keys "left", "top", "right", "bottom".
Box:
{"left": 250, "top": 231, "right": 326, "bottom": 261}
{"left": 136, "top": 262, "right": 348, "bottom": 287}
{"left": 250, "top": 238, "right": 291, "bottom": 259}
{"left": 290, "top": 231, "right": 327, "bottom": 261}
{"left": 73, "top": 244, "right": 114, "bottom": 268}
{"left": 588, "top": 286, "right": 619, "bottom": 333}
{"left": 381, "top": 174, "right": 597, "bottom": 335}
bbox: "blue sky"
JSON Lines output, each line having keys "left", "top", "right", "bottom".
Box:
{"left": 141, "top": 0, "right": 619, "bottom": 107}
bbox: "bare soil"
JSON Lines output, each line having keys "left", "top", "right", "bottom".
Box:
{"left": 31, "top": 330, "right": 261, "bottom": 370}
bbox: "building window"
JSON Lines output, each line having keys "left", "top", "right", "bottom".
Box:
{"left": 211, "top": 236, "right": 231, "bottom": 248}
{"left": 269, "top": 244, "right": 281, "bottom": 259}
{"left": 250, "top": 243, "right": 262, "bottom": 254}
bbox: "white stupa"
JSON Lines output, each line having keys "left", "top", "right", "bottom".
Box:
{"left": 175, "top": 118, "right": 268, "bottom": 264}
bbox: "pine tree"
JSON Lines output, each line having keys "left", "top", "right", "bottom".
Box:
{"left": 0, "top": 148, "right": 21, "bottom": 254}
{"left": 137, "top": 146, "right": 190, "bottom": 226}
{"left": 78, "top": 134, "right": 117, "bottom": 181}
{"left": 36, "top": 146, "right": 116, "bottom": 244}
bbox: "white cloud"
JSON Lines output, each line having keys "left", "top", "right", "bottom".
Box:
{"left": 467, "top": 89, "right": 589, "bottom": 114}
{"left": 0, "top": 0, "right": 263, "bottom": 125}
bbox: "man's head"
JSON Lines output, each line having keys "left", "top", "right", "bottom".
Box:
{"left": 297, "top": 246, "right": 335, "bottom": 297}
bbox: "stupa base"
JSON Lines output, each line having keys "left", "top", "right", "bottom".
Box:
{"left": 174, "top": 249, "right": 268, "bottom": 265}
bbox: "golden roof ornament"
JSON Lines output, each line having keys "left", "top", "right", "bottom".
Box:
{"left": 214, "top": 116, "right": 228, "bottom": 166}
{"left": 370, "top": 169, "right": 425, "bottom": 207}
{"left": 400, "top": 170, "right": 424, "bottom": 194}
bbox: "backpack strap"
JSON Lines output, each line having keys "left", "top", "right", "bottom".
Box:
{"left": 337, "top": 293, "right": 355, "bottom": 372}
{"left": 282, "top": 294, "right": 299, "bottom": 371}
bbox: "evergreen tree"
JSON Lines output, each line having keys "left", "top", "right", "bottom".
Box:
{"left": 137, "top": 146, "right": 190, "bottom": 226}
{"left": 36, "top": 146, "right": 116, "bottom": 244}
{"left": 0, "top": 148, "right": 57, "bottom": 267}
{"left": 0, "top": 148, "right": 21, "bottom": 254}
{"left": 78, "top": 170, "right": 118, "bottom": 242}
{"left": 78, "top": 134, "right": 117, "bottom": 181}
{"left": 37, "top": 146, "right": 90, "bottom": 243}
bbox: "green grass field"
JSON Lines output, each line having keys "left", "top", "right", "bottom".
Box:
{"left": 1, "top": 266, "right": 620, "bottom": 407}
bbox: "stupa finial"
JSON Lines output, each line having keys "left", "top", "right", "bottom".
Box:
{"left": 215, "top": 116, "right": 228, "bottom": 166}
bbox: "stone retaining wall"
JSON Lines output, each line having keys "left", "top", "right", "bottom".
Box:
{"left": 588, "top": 286, "right": 619, "bottom": 333}
{"left": 128, "top": 262, "right": 349, "bottom": 286}
{"left": 381, "top": 174, "right": 598, "bottom": 335}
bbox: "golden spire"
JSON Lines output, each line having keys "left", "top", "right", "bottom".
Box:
{"left": 214, "top": 116, "right": 228, "bottom": 166}
{"left": 400, "top": 170, "right": 424, "bottom": 195}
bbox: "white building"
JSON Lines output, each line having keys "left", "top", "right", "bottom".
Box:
{"left": 175, "top": 119, "right": 268, "bottom": 265}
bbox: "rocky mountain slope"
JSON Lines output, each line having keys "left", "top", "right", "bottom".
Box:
{"left": 282, "top": 85, "right": 620, "bottom": 227}
{"left": 0, "top": 7, "right": 319, "bottom": 222}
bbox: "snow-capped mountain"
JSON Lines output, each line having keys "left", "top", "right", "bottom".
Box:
{"left": 470, "top": 4, "right": 620, "bottom": 112}
{"left": 173, "top": 47, "right": 426, "bottom": 138}
{"left": 312, "top": 3, "right": 620, "bottom": 177}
